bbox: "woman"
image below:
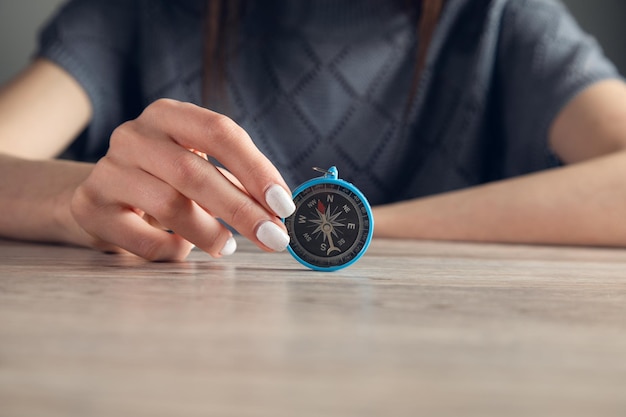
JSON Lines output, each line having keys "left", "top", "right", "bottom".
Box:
{"left": 1, "top": 0, "right": 626, "bottom": 261}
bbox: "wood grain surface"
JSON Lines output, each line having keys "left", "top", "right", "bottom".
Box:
{"left": 1, "top": 237, "right": 626, "bottom": 417}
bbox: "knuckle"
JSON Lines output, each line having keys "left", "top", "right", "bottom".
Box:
{"left": 140, "top": 98, "right": 182, "bottom": 128}
{"left": 244, "top": 162, "right": 273, "bottom": 186}
{"left": 111, "top": 120, "right": 133, "bottom": 137}
{"left": 170, "top": 152, "right": 205, "bottom": 188}
{"left": 148, "top": 98, "right": 179, "bottom": 114}
{"left": 110, "top": 122, "right": 134, "bottom": 147}
{"left": 228, "top": 197, "right": 258, "bottom": 228}
{"left": 136, "top": 234, "right": 191, "bottom": 262}
{"left": 135, "top": 236, "right": 166, "bottom": 262}
{"left": 108, "top": 132, "right": 124, "bottom": 152}
{"left": 92, "top": 155, "right": 114, "bottom": 175}
{"left": 198, "top": 229, "right": 230, "bottom": 257}
{"left": 206, "top": 113, "right": 244, "bottom": 145}
{"left": 84, "top": 159, "right": 115, "bottom": 198}
{"left": 151, "top": 188, "right": 189, "bottom": 224}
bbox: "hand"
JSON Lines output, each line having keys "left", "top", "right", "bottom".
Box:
{"left": 70, "top": 99, "right": 295, "bottom": 261}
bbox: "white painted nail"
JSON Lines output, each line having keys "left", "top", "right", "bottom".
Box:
{"left": 256, "top": 221, "right": 290, "bottom": 252}
{"left": 265, "top": 184, "right": 296, "bottom": 218}
{"left": 219, "top": 236, "right": 237, "bottom": 256}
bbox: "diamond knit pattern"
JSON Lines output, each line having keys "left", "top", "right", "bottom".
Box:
{"left": 38, "top": 0, "right": 620, "bottom": 205}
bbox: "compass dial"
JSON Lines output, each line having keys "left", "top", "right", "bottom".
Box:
{"left": 285, "top": 181, "right": 373, "bottom": 271}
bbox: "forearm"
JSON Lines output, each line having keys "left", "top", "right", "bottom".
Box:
{"left": 0, "top": 153, "right": 94, "bottom": 245}
{"left": 373, "top": 150, "right": 626, "bottom": 246}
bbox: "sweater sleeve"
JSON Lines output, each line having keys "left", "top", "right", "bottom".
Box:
{"left": 496, "top": 0, "right": 621, "bottom": 175}
{"left": 36, "top": 0, "right": 138, "bottom": 161}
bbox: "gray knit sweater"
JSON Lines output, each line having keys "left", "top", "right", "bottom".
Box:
{"left": 38, "top": 0, "right": 619, "bottom": 205}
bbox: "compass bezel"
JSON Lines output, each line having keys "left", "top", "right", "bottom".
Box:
{"left": 284, "top": 172, "right": 374, "bottom": 272}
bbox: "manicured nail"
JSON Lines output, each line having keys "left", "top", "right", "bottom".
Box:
{"left": 219, "top": 236, "right": 237, "bottom": 256}
{"left": 256, "top": 221, "right": 290, "bottom": 252}
{"left": 265, "top": 184, "right": 296, "bottom": 218}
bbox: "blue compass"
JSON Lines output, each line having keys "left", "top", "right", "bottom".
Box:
{"left": 284, "top": 167, "right": 374, "bottom": 271}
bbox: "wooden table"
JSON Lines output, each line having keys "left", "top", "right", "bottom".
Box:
{"left": 1, "top": 237, "right": 626, "bottom": 417}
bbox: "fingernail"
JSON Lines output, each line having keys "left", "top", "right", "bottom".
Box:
{"left": 219, "top": 236, "right": 237, "bottom": 256}
{"left": 265, "top": 184, "right": 296, "bottom": 218}
{"left": 256, "top": 221, "right": 290, "bottom": 252}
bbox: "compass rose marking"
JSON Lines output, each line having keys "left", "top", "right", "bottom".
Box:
{"left": 307, "top": 201, "right": 346, "bottom": 255}
{"left": 285, "top": 168, "right": 373, "bottom": 270}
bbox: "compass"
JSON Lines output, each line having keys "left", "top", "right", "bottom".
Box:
{"left": 284, "top": 166, "right": 374, "bottom": 271}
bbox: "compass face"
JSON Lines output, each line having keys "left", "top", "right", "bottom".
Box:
{"left": 285, "top": 181, "right": 373, "bottom": 270}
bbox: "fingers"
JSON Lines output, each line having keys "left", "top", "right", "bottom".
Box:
{"left": 72, "top": 190, "right": 193, "bottom": 262}
{"left": 110, "top": 103, "right": 294, "bottom": 251}
{"left": 138, "top": 99, "right": 296, "bottom": 219}
{"left": 72, "top": 98, "right": 296, "bottom": 261}
{"left": 72, "top": 158, "right": 237, "bottom": 260}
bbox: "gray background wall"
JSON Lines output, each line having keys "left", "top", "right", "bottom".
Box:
{"left": 0, "top": 0, "right": 66, "bottom": 84}
{"left": 565, "top": 0, "right": 626, "bottom": 74}
{"left": 0, "top": 0, "right": 625, "bottom": 85}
